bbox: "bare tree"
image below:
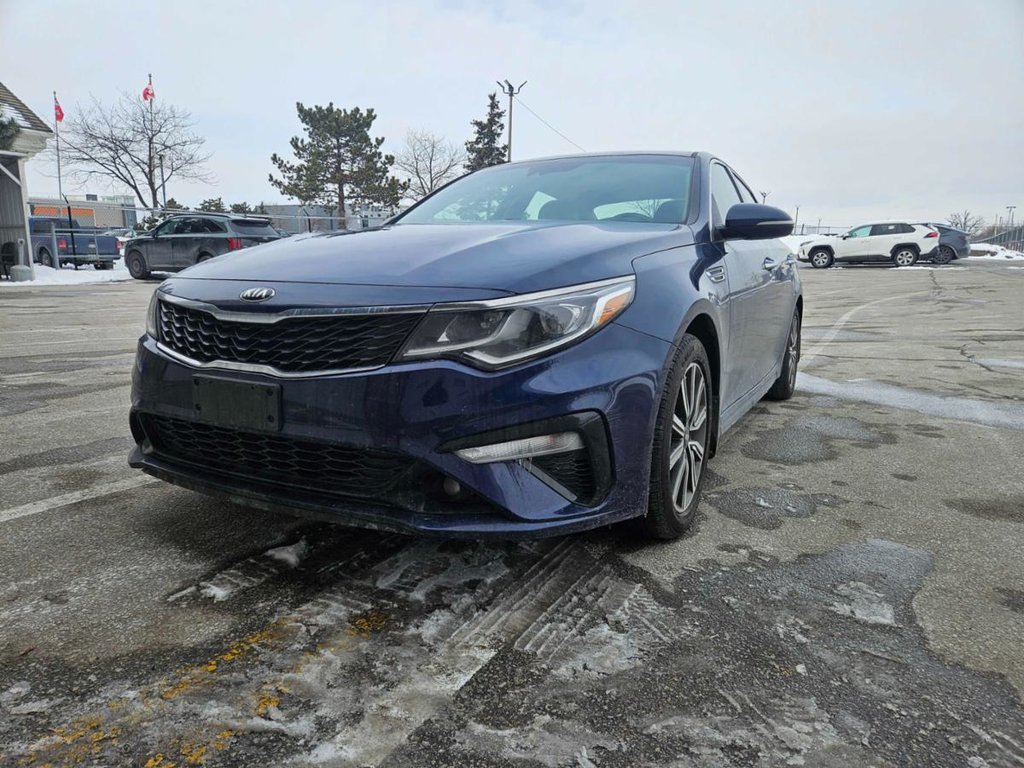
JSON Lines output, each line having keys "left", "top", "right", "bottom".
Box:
{"left": 947, "top": 210, "right": 985, "bottom": 236}
{"left": 56, "top": 93, "right": 211, "bottom": 209}
{"left": 395, "top": 130, "right": 465, "bottom": 201}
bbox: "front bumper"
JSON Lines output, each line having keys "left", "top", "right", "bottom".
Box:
{"left": 129, "top": 322, "right": 671, "bottom": 538}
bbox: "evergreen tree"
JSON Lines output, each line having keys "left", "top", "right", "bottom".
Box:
{"left": 464, "top": 93, "right": 508, "bottom": 171}
{"left": 198, "top": 197, "right": 226, "bottom": 212}
{"left": 269, "top": 103, "right": 406, "bottom": 229}
{"left": 0, "top": 116, "right": 19, "bottom": 151}
{"left": 230, "top": 201, "right": 252, "bottom": 214}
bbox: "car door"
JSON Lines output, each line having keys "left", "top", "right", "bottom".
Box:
{"left": 146, "top": 218, "right": 181, "bottom": 269}
{"left": 170, "top": 217, "right": 207, "bottom": 267}
{"left": 710, "top": 162, "right": 775, "bottom": 406}
{"left": 869, "top": 223, "right": 902, "bottom": 261}
{"left": 835, "top": 225, "right": 873, "bottom": 261}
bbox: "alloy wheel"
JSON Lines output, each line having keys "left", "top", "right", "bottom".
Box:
{"left": 811, "top": 251, "right": 830, "bottom": 268}
{"left": 669, "top": 362, "right": 708, "bottom": 513}
{"left": 894, "top": 249, "right": 916, "bottom": 267}
{"left": 786, "top": 318, "right": 799, "bottom": 388}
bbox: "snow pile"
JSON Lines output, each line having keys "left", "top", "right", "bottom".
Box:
{"left": 967, "top": 243, "right": 1024, "bottom": 260}
{"left": 0, "top": 261, "right": 132, "bottom": 287}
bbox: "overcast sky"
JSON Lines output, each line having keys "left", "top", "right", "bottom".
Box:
{"left": 2, "top": 0, "right": 1022, "bottom": 227}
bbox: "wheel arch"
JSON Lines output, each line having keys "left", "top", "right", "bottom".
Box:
{"left": 891, "top": 242, "right": 921, "bottom": 255}
{"left": 809, "top": 244, "right": 834, "bottom": 257}
{"left": 682, "top": 311, "right": 721, "bottom": 459}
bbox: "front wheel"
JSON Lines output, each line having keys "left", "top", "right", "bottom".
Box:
{"left": 126, "top": 251, "right": 150, "bottom": 279}
{"left": 640, "top": 335, "right": 712, "bottom": 540}
{"left": 892, "top": 247, "right": 918, "bottom": 267}
{"left": 809, "top": 248, "right": 833, "bottom": 269}
{"left": 765, "top": 308, "right": 801, "bottom": 401}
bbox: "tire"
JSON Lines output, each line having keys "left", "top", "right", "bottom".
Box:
{"left": 809, "top": 248, "right": 833, "bottom": 269}
{"left": 196, "top": 252, "right": 213, "bottom": 263}
{"left": 639, "top": 334, "right": 712, "bottom": 540}
{"left": 126, "top": 251, "right": 150, "bottom": 280}
{"left": 37, "top": 248, "right": 55, "bottom": 268}
{"left": 933, "top": 246, "right": 954, "bottom": 265}
{"left": 94, "top": 262, "right": 110, "bottom": 271}
{"left": 891, "top": 247, "right": 918, "bottom": 267}
{"left": 765, "top": 308, "right": 801, "bottom": 401}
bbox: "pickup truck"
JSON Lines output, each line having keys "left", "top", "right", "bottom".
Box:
{"left": 29, "top": 217, "right": 122, "bottom": 270}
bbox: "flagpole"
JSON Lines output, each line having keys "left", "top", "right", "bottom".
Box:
{"left": 54, "top": 91, "right": 62, "bottom": 201}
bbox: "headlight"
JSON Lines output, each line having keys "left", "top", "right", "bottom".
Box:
{"left": 398, "top": 276, "right": 635, "bottom": 370}
{"left": 146, "top": 291, "right": 160, "bottom": 339}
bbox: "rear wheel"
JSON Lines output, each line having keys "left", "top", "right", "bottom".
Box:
{"left": 37, "top": 248, "right": 55, "bottom": 268}
{"left": 809, "top": 248, "right": 833, "bottom": 269}
{"left": 892, "top": 247, "right": 918, "bottom": 267}
{"left": 196, "top": 252, "right": 214, "bottom": 263}
{"left": 640, "top": 335, "right": 711, "bottom": 540}
{"left": 765, "top": 309, "right": 801, "bottom": 401}
{"left": 933, "top": 246, "right": 954, "bottom": 265}
{"left": 126, "top": 251, "right": 150, "bottom": 280}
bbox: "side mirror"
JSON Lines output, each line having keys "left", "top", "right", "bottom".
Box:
{"left": 841, "top": 234, "right": 850, "bottom": 239}
{"left": 721, "top": 203, "right": 793, "bottom": 241}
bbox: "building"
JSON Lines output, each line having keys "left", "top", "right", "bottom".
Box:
{"left": 261, "top": 201, "right": 398, "bottom": 234}
{"left": 0, "top": 81, "right": 52, "bottom": 270}
{"left": 29, "top": 195, "right": 138, "bottom": 229}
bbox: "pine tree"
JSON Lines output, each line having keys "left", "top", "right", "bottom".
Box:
{"left": 0, "top": 116, "right": 19, "bottom": 151}
{"left": 198, "top": 197, "right": 226, "bottom": 212}
{"left": 269, "top": 103, "right": 406, "bottom": 230}
{"left": 464, "top": 93, "right": 508, "bottom": 172}
{"left": 230, "top": 201, "right": 253, "bottom": 214}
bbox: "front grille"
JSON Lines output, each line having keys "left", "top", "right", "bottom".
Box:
{"left": 532, "top": 449, "right": 596, "bottom": 502}
{"left": 142, "top": 414, "right": 416, "bottom": 500}
{"left": 158, "top": 300, "right": 423, "bottom": 374}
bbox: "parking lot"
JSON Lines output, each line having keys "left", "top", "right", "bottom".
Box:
{"left": 2, "top": 262, "right": 1023, "bottom": 767}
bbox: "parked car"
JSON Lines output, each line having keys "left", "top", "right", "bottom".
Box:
{"left": 29, "top": 216, "right": 121, "bottom": 270}
{"left": 797, "top": 221, "right": 939, "bottom": 268}
{"left": 102, "top": 228, "right": 135, "bottom": 257}
{"left": 124, "top": 214, "right": 281, "bottom": 279}
{"left": 917, "top": 223, "right": 970, "bottom": 264}
{"left": 129, "top": 152, "right": 800, "bottom": 540}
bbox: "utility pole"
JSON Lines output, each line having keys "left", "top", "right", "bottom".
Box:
{"left": 793, "top": 205, "right": 800, "bottom": 230}
{"left": 1008, "top": 205, "right": 1016, "bottom": 229}
{"left": 496, "top": 79, "right": 526, "bottom": 161}
{"left": 760, "top": 191, "right": 770, "bottom": 204}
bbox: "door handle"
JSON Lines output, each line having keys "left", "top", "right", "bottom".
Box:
{"left": 762, "top": 257, "right": 779, "bottom": 270}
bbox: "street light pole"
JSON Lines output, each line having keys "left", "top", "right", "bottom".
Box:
{"left": 1008, "top": 205, "right": 1016, "bottom": 229}
{"left": 760, "top": 191, "right": 770, "bottom": 204}
{"left": 497, "top": 79, "right": 526, "bottom": 162}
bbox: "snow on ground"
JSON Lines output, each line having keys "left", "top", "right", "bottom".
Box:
{"left": 966, "top": 243, "right": 1024, "bottom": 260}
{"left": 0, "top": 260, "right": 133, "bottom": 287}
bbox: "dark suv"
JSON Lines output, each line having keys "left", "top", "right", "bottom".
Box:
{"left": 919, "top": 223, "right": 970, "bottom": 264}
{"left": 125, "top": 214, "right": 280, "bottom": 279}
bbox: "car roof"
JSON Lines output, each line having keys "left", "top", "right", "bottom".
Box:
{"left": 498, "top": 150, "right": 700, "bottom": 165}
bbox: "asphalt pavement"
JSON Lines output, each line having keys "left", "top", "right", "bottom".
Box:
{"left": 1, "top": 261, "right": 1022, "bottom": 767}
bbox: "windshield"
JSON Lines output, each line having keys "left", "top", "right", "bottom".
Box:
{"left": 396, "top": 155, "right": 694, "bottom": 225}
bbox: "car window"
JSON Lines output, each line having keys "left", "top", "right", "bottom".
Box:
{"left": 155, "top": 219, "right": 183, "bottom": 236}
{"left": 397, "top": 156, "right": 694, "bottom": 225}
{"left": 847, "top": 225, "right": 872, "bottom": 238}
{"left": 229, "top": 219, "right": 278, "bottom": 235}
{"left": 729, "top": 170, "right": 758, "bottom": 204}
{"left": 710, "top": 163, "right": 742, "bottom": 228}
{"left": 870, "top": 223, "right": 902, "bottom": 237}
{"left": 202, "top": 219, "right": 227, "bottom": 233}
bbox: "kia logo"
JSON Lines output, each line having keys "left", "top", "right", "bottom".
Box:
{"left": 239, "top": 287, "right": 275, "bottom": 302}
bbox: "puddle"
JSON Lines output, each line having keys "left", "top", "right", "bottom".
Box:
{"left": 741, "top": 414, "right": 894, "bottom": 464}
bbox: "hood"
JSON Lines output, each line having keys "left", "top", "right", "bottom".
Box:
{"left": 174, "top": 221, "right": 693, "bottom": 294}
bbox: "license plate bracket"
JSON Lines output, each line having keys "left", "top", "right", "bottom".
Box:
{"left": 192, "top": 375, "right": 281, "bottom": 432}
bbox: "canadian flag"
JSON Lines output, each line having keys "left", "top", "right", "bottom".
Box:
{"left": 142, "top": 76, "right": 155, "bottom": 102}
{"left": 54, "top": 95, "right": 64, "bottom": 123}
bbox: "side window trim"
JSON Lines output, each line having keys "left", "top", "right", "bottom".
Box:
{"left": 709, "top": 160, "right": 744, "bottom": 233}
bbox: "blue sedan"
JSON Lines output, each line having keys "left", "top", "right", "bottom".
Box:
{"left": 129, "top": 152, "right": 801, "bottom": 539}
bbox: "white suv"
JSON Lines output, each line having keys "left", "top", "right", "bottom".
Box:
{"left": 797, "top": 222, "right": 939, "bottom": 268}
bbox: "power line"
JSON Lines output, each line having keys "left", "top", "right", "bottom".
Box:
{"left": 512, "top": 96, "right": 586, "bottom": 153}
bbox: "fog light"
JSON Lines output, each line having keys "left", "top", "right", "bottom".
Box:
{"left": 443, "top": 477, "right": 462, "bottom": 496}
{"left": 455, "top": 432, "right": 584, "bottom": 464}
